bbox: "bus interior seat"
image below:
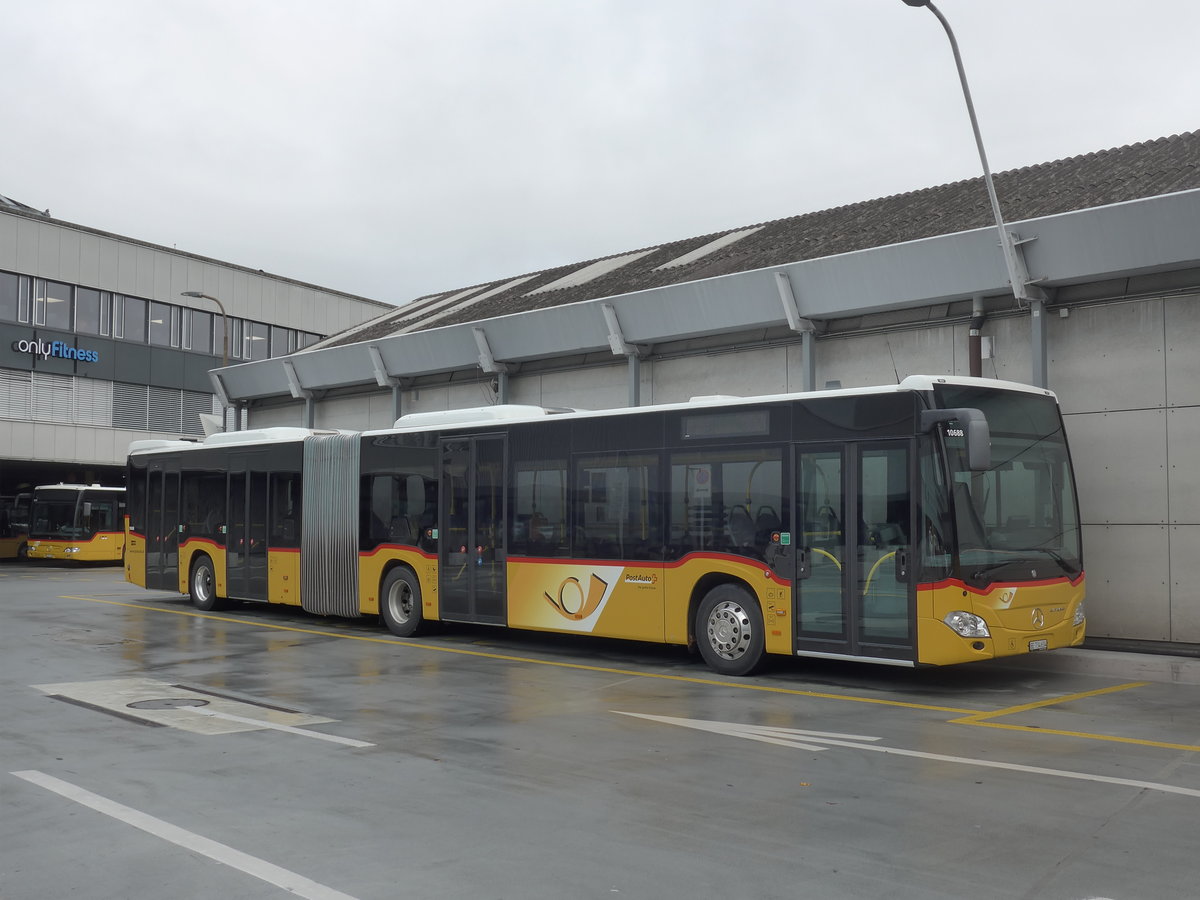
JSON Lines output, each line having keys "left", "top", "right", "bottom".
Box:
{"left": 728, "top": 505, "right": 755, "bottom": 547}
{"left": 754, "top": 506, "right": 781, "bottom": 544}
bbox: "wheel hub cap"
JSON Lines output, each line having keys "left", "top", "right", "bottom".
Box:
{"left": 708, "top": 601, "right": 752, "bottom": 660}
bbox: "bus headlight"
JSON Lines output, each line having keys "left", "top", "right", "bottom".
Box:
{"left": 943, "top": 611, "right": 991, "bottom": 638}
{"left": 1073, "top": 601, "right": 1086, "bottom": 627}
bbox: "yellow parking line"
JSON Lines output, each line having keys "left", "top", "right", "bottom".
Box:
{"left": 947, "top": 681, "right": 1200, "bottom": 752}
{"left": 954, "top": 681, "right": 1151, "bottom": 721}
{"left": 60, "top": 593, "right": 1200, "bottom": 753}
{"left": 60, "top": 595, "right": 979, "bottom": 714}
{"left": 951, "top": 718, "right": 1200, "bottom": 752}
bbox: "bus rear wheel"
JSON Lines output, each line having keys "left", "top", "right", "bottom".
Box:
{"left": 189, "top": 555, "right": 225, "bottom": 611}
{"left": 381, "top": 568, "right": 424, "bottom": 637}
{"left": 696, "top": 585, "right": 765, "bottom": 676}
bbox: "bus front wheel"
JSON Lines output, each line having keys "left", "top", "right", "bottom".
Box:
{"left": 696, "top": 585, "right": 765, "bottom": 676}
{"left": 381, "top": 568, "right": 424, "bottom": 637}
{"left": 190, "top": 556, "right": 224, "bottom": 611}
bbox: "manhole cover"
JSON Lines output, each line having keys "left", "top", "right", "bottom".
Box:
{"left": 127, "top": 698, "right": 210, "bottom": 710}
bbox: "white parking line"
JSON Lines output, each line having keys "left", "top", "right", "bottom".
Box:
{"left": 183, "top": 707, "right": 375, "bottom": 748}
{"left": 12, "top": 770, "right": 359, "bottom": 900}
{"left": 618, "top": 712, "right": 1200, "bottom": 799}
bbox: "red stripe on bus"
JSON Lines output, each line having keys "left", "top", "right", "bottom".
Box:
{"left": 919, "top": 571, "right": 1085, "bottom": 594}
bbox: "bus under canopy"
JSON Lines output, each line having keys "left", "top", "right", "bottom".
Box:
{"left": 124, "top": 375, "right": 1085, "bottom": 674}
{"left": 26, "top": 484, "right": 126, "bottom": 563}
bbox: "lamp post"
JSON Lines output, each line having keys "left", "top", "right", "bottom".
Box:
{"left": 901, "top": 0, "right": 1049, "bottom": 386}
{"left": 182, "top": 290, "right": 236, "bottom": 431}
{"left": 180, "top": 291, "right": 228, "bottom": 368}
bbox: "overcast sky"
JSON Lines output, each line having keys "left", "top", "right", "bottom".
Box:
{"left": 4, "top": 1, "right": 1197, "bottom": 307}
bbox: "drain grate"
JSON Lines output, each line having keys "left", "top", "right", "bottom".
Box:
{"left": 127, "top": 698, "right": 210, "bottom": 710}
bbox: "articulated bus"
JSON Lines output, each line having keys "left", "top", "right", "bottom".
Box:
{"left": 124, "top": 375, "right": 1084, "bottom": 675}
{"left": 26, "top": 484, "right": 127, "bottom": 563}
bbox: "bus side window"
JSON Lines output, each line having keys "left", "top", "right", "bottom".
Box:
{"left": 269, "top": 473, "right": 301, "bottom": 548}
{"left": 92, "top": 502, "right": 114, "bottom": 533}
{"left": 513, "top": 462, "right": 567, "bottom": 557}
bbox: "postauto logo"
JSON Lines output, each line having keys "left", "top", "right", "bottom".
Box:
{"left": 12, "top": 338, "right": 99, "bottom": 363}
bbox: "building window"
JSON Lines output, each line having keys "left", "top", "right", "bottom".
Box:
{"left": 114, "top": 294, "right": 147, "bottom": 342}
{"left": 0, "top": 271, "right": 31, "bottom": 323}
{"left": 76, "top": 288, "right": 102, "bottom": 335}
{"left": 269, "top": 325, "right": 294, "bottom": 358}
{"left": 147, "top": 301, "right": 174, "bottom": 348}
{"left": 185, "top": 308, "right": 214, "bottom": 355}
{"left": 244, "top": 320, "right": 269, "bottom": 361}
{"left": 34, "top": 279, "right": 72, "bottom": 331}
{"left": 125, "top": 295, "right": 147, "bottom": 342}
{"left": 296, "top": 331, "right": 320, "bottom": 350}
{"left": 82, "top": 290, "right": 114, "bottom": 336}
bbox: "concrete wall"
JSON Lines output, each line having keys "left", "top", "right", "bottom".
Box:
{"left": 0, "top": 419, "right": 167, "bottom": 468}
{"left": 1046, "top": 294, "right": 1200, "bottom": 644}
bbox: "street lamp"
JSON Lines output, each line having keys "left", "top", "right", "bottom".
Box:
{"left": 180, "top": 291, "right": 228, "bottom": 368}
{"left": 901, "top": 0, "right": 1049, "bottom": 386}
{"left": 182, "top": 290, "right": 235, "bottom": 431}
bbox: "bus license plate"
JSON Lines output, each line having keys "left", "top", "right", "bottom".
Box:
{"left": 1029, "top": 639, "right": 1048, "bottom": 651}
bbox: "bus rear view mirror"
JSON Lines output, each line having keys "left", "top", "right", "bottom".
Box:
{"left": 921, "top": 407, "right": 991, "bottom": 471}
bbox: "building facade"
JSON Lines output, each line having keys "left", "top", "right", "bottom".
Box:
{"left": 0, "top": 195, "right": 391, "bottom": 494}
{"left": 214, "top": 132, "right": 1200, "bottom": 652}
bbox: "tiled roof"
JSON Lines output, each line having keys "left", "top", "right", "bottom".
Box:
{"left": 328, "top": 130, "right": 1200, "bottom": 348}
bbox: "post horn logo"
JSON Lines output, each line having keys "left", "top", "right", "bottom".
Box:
{"left": 544, "top": 573, "right": 609, "bottom": 621}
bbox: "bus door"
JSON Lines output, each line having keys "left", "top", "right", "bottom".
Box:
{"left": 793, "top": 441, "right": 915, "bottom": 660}
{"left": 145, "top": 464, "right": 180, "bottom": 590}
{"left": 439, "top": 435, "right": 506, "bottom": 624}
{"left": 226, "top": 457, "right": 269, "bottom": 601}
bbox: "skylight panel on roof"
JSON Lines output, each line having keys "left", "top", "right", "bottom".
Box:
{"left": 393, "top": 285, "right": 488, "bottom": 324}
{"left": 525, "top": 248, "right": 659, "bottom": 295}
{"left": 396, "top": 275, "right": 537, "bottom": 333}
{"left": 655, "top": 227, "right": 763, "bottom": 270}
{"left": 303, "top": 298, "right": 439, "bottom": 351}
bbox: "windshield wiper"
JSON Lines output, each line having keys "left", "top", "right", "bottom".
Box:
{"left": 969, "top": 550, "right": 1078, "bottom": 582}
{"left": 968, "top": 560, "right": 1013, "bottom": 581}
{"left": 1031, "top": 547, "right": 1081, "bottom": 576}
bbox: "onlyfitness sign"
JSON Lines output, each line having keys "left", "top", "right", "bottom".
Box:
{"left": 12, "top": 338, "right": 100, "bottom": 363}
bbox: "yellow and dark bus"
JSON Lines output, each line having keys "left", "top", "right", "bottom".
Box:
{"left": 0, "top": 492, "right": 32, "bottom": 560}
{"left": 25, "top": 484, "right": 127, "bottom": 563}
{"left": 124, "top": 375, "right": 1085, "bottom": 675}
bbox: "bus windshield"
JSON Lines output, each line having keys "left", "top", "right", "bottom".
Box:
{"left": 30, "top": 491, "right": 86, "bottom": 539}
{"left": 29, "top": 489, "right": 121, "bottom": 541}
{"left": 935, "top": 385, "right": 1082, "bottom": 586}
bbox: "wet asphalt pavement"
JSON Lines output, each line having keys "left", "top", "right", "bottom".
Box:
{"left": 2, "top": 562, "right": 1199, "bottom": 900}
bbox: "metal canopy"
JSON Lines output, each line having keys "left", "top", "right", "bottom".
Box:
{"left": 214, "top": 188, "right": 1200, "bottom": 404}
